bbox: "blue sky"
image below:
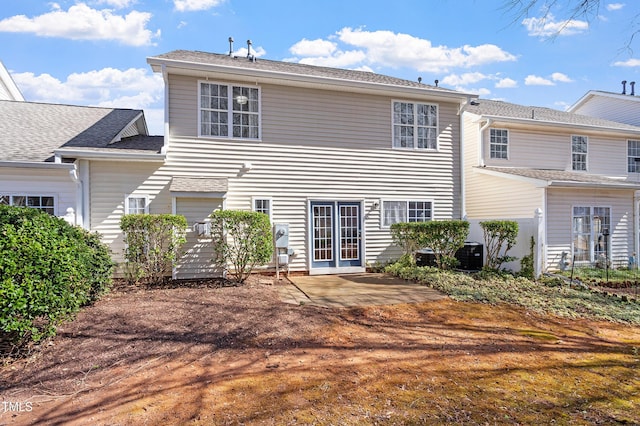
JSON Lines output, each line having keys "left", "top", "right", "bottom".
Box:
{"left": 1, "top": 0, "right": 638, "bottom": 135}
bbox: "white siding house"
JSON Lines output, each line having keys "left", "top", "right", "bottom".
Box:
{"left": 463, "top": 99, "right": 640, "bottom": 274}
{"left": 143, "top": 50, "right": 476, "bottom": 276}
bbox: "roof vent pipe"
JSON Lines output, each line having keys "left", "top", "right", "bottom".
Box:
{"left": 622, "top": 80, "right": 627, "bottom": 94}
{"left": 228, "top": 37, "right": 234, "bottom": 56}
{"left": 434, "top": 79, "right": 439, "bottom": 87}
{"left": 247, "top": 39, "right": 252, "bottom": 60}
{"left": 631, "top": 81, "right": 636, "bottom": 96}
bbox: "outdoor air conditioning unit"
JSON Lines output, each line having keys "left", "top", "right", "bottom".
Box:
{"left": 415, "top": 242, "right": 483, "bottom": 271}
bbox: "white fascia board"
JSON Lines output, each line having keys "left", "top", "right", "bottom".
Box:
{"left": 54, "top": 149, "right": 165, "bottom": 162}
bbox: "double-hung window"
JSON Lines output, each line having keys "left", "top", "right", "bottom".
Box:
{"left": 0, "top": 194, "right": 55, "bottom": 215}
{"left": 199, "top": 82, "right": 260, "bottom": 139}
{"left": 490, "top": 128, "right": 508, "bottom": 159}
{"left": 571, "top": 135, "right": 587, "bottom": 171}
{"left": 392, "top": 101, "right": 438, "bottom": 149}
{"left": 382, "top": 200, "right": 433, "bottom": 227}
{"left": 628, "top": 140, "right": 640, "bottom": 173}
{"left": 572, "top": 206, "right": 611, "bottom": 262}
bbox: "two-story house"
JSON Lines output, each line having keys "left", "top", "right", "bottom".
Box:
{"left": 100, "top": 49, "right": 474, "bottom": 278}
{"left": 463, "top": 99, "right": 640, "bottom": 272}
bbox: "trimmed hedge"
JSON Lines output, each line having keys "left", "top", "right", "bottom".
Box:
{"left": 0, "top": 205, "right": 114, "bottom": 349}
{"left": 120, "top": 214, "right": 188, "bottom": 285}
{"left": 210, "top": 210, "right": 273, "bottom": 283}
{"left": 390, "top": 220, "right": 469, "bottom": 269}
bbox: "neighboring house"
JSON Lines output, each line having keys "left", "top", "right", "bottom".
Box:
{"left": 463, "top": 99, "right": 640, "bottom": 273}
{"left": 0, "top": 100, "right": 163, "bottom": 230}
{"left": 569, "top": 86, "right": 640, "bottom": 126}
{"left": 0, "top": 60, "right": 24, "bottom": 101}
{"left": 129, "top": 49, "right": 477, "bottom": 277}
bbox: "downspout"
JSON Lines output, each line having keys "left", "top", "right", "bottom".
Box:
{"left": 478, "top": 118, "right": 493, "bottom": 167}
{"left": 635, "top": 191, "right": 640, "bottom": 267}
{"left": 459, "top": 105, "right": 466, "bottom": 219}
{"left": 68, "top": 163, "right": 82, "bottom": 227}
{"left": 161, "top": 64, "right": 169, "bottom": 154}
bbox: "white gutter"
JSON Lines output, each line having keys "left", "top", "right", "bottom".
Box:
{"left": 480, "top": 114, "right": 640, "bottom": 137}
{"left": 478, "top": 119, "right": 492, "bottom": 167}
{"left": 0, "top": 160, "right": 75, "bottom": 169}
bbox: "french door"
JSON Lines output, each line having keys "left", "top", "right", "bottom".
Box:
{"left": 310, "top": 201, "right": 362, "bottom": 270}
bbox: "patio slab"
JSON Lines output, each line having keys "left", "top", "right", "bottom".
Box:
{"left": 278, "top": 273, "right": 446, "bottom": 308}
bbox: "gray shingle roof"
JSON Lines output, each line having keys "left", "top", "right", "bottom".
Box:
{"left": 480, "top": 166, "right": 640, "bottom": 189}
{"left": 465, "top": 98, "right": 640, "bottom": 133}
{"left": 0, "top": 100, "right": 157, "bottom": 162}
{"left": 149, "top": 50, "right": 463, "bottom": 94}
{"left": 169, "top": 177, "right": 228, "bottom": 193}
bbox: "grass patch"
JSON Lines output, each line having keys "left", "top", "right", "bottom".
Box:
{"left": 385, "top": 263, "right": 640, "bottom": 324}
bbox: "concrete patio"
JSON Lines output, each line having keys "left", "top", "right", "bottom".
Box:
{"left": 277, "top": 273, "right": 447, "bottom": 308}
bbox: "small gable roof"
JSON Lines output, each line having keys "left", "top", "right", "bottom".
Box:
{"left": 465, "top": 98, "right": 640, "bottom": 134}
{"left": 0, "top": 100, "right": 161, "bottom": 162}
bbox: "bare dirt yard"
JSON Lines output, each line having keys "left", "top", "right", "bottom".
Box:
{"left": 1, "top": 277, "right": 639, "bottom": 425}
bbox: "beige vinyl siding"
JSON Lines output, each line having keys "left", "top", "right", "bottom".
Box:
{"left": 88, "top": 161, "right": 170, "bottom": 263}
{"left": 464, "top": 170, "right": 544, "bottom": 219}
{"left": 175, "top": 197, "right": 223, "bottom": 279}
{"left": 573, "top": 96, "right": 640, "bottom": 127}
{"left": 0, "top": 167, "right": 76, "bottom": 216}
{"left": 481, "top": 127, "right": 631, "bottom": 177}
{"left": 546, "top": 188, "right": 635, "bottom": 269}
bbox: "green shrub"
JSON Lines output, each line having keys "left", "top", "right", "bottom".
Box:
{"left": 0, "top": 206, "right": 114, "bottom": 349}
{"left": 480, "top": 220, "right": 519, "bottom": 270}
{"left": 390, "top": 220, "right": 469, "bottom": 269}
{"left": 519, "top": 236, "right": 536, "bottom": 280}
{"left": 209, "top": 210, "right": 273, "bottom": 283}
{"left": 120, "top": 214, "right": 188, "bottom": 285}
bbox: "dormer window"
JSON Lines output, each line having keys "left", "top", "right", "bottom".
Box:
{"left": 199, "top": 82, "right": 260, "bottom": 140}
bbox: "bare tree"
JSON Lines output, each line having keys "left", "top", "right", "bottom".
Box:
{"left": 503, "top": 0, "right": 640, "bottom": 52}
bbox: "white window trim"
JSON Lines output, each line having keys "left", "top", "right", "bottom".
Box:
{"left": 571, "top": 204, "right": 612, "bottom": 263}
{"left": 379, "top": 198, "right": 435, "bottom": 229}
{"left": 571, "top": 134, "right": 588, "bottom": 172}
{"left": 391, "top": 100, "right": 439, "bottom": 151}
{"left": 197, "top": 80, "right": 262, "bottom": 141}
{"left": 628, "top": 139, "right": 640, "bottom": 173}
{"left": 251, "top": 196, "right": 273, "bottom": 222}
{"left": 125, "top": 194, "right": 150, "bottom": 214}
{"left": 489, "top": 128, "right": 509, "bottom": 160}
{"left": 0, "top": 193, "right": 57, "bottom": 215}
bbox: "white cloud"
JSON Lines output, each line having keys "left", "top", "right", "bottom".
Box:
{"left": 95, "top": 0, "right": 136, "bottom": 8}
{"left": 0, "top": 3, "right": 159, "bottom": 46}
{"left": 606, "top": 3, "right": 625, "bottom": 11}
{"left": 13, "top": 67, "right": 164, "bottom": 107}
{"left": 551, "top": 72, "right": 573, "bottom": 82}
{"left": 613, "top": 58, "right": 640, "bottom": 66}
{"left": 234, "top": 45, "right": 267, "bottom": 58}
{"left": 525, "top": 75, "right": 555, "bottom": 86}
{"left": 522, "top": 13, "right": 589, "bottom": 37}
{"left": 441, "top": 72, "right": 489, "bottom": 86}
{"left": 288, "top": 27, "right": 516, "bottom": 74}
{"left": 290, "top": 38, "right": 337, "bottom": 57}
{"left": 495, "top": 78, "right": 518, "bottom": 88}
{"left": 174, "top": 0, "right": 225, "bottom": 12}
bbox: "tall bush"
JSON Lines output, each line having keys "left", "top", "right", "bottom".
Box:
{"left": 0, "top": 205, "right": 113, "bottom": 349}
{"left": 480, "top": 220, "right": 519, "bottom": 270}
{"left": 390, "top": 222, "right": 421, "bottom": 265}
{"left": 120, "top": 214, "right": 188, "bottom": 285}
{"left": 209, "top": 210, "right": 273, "bottom": 283}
